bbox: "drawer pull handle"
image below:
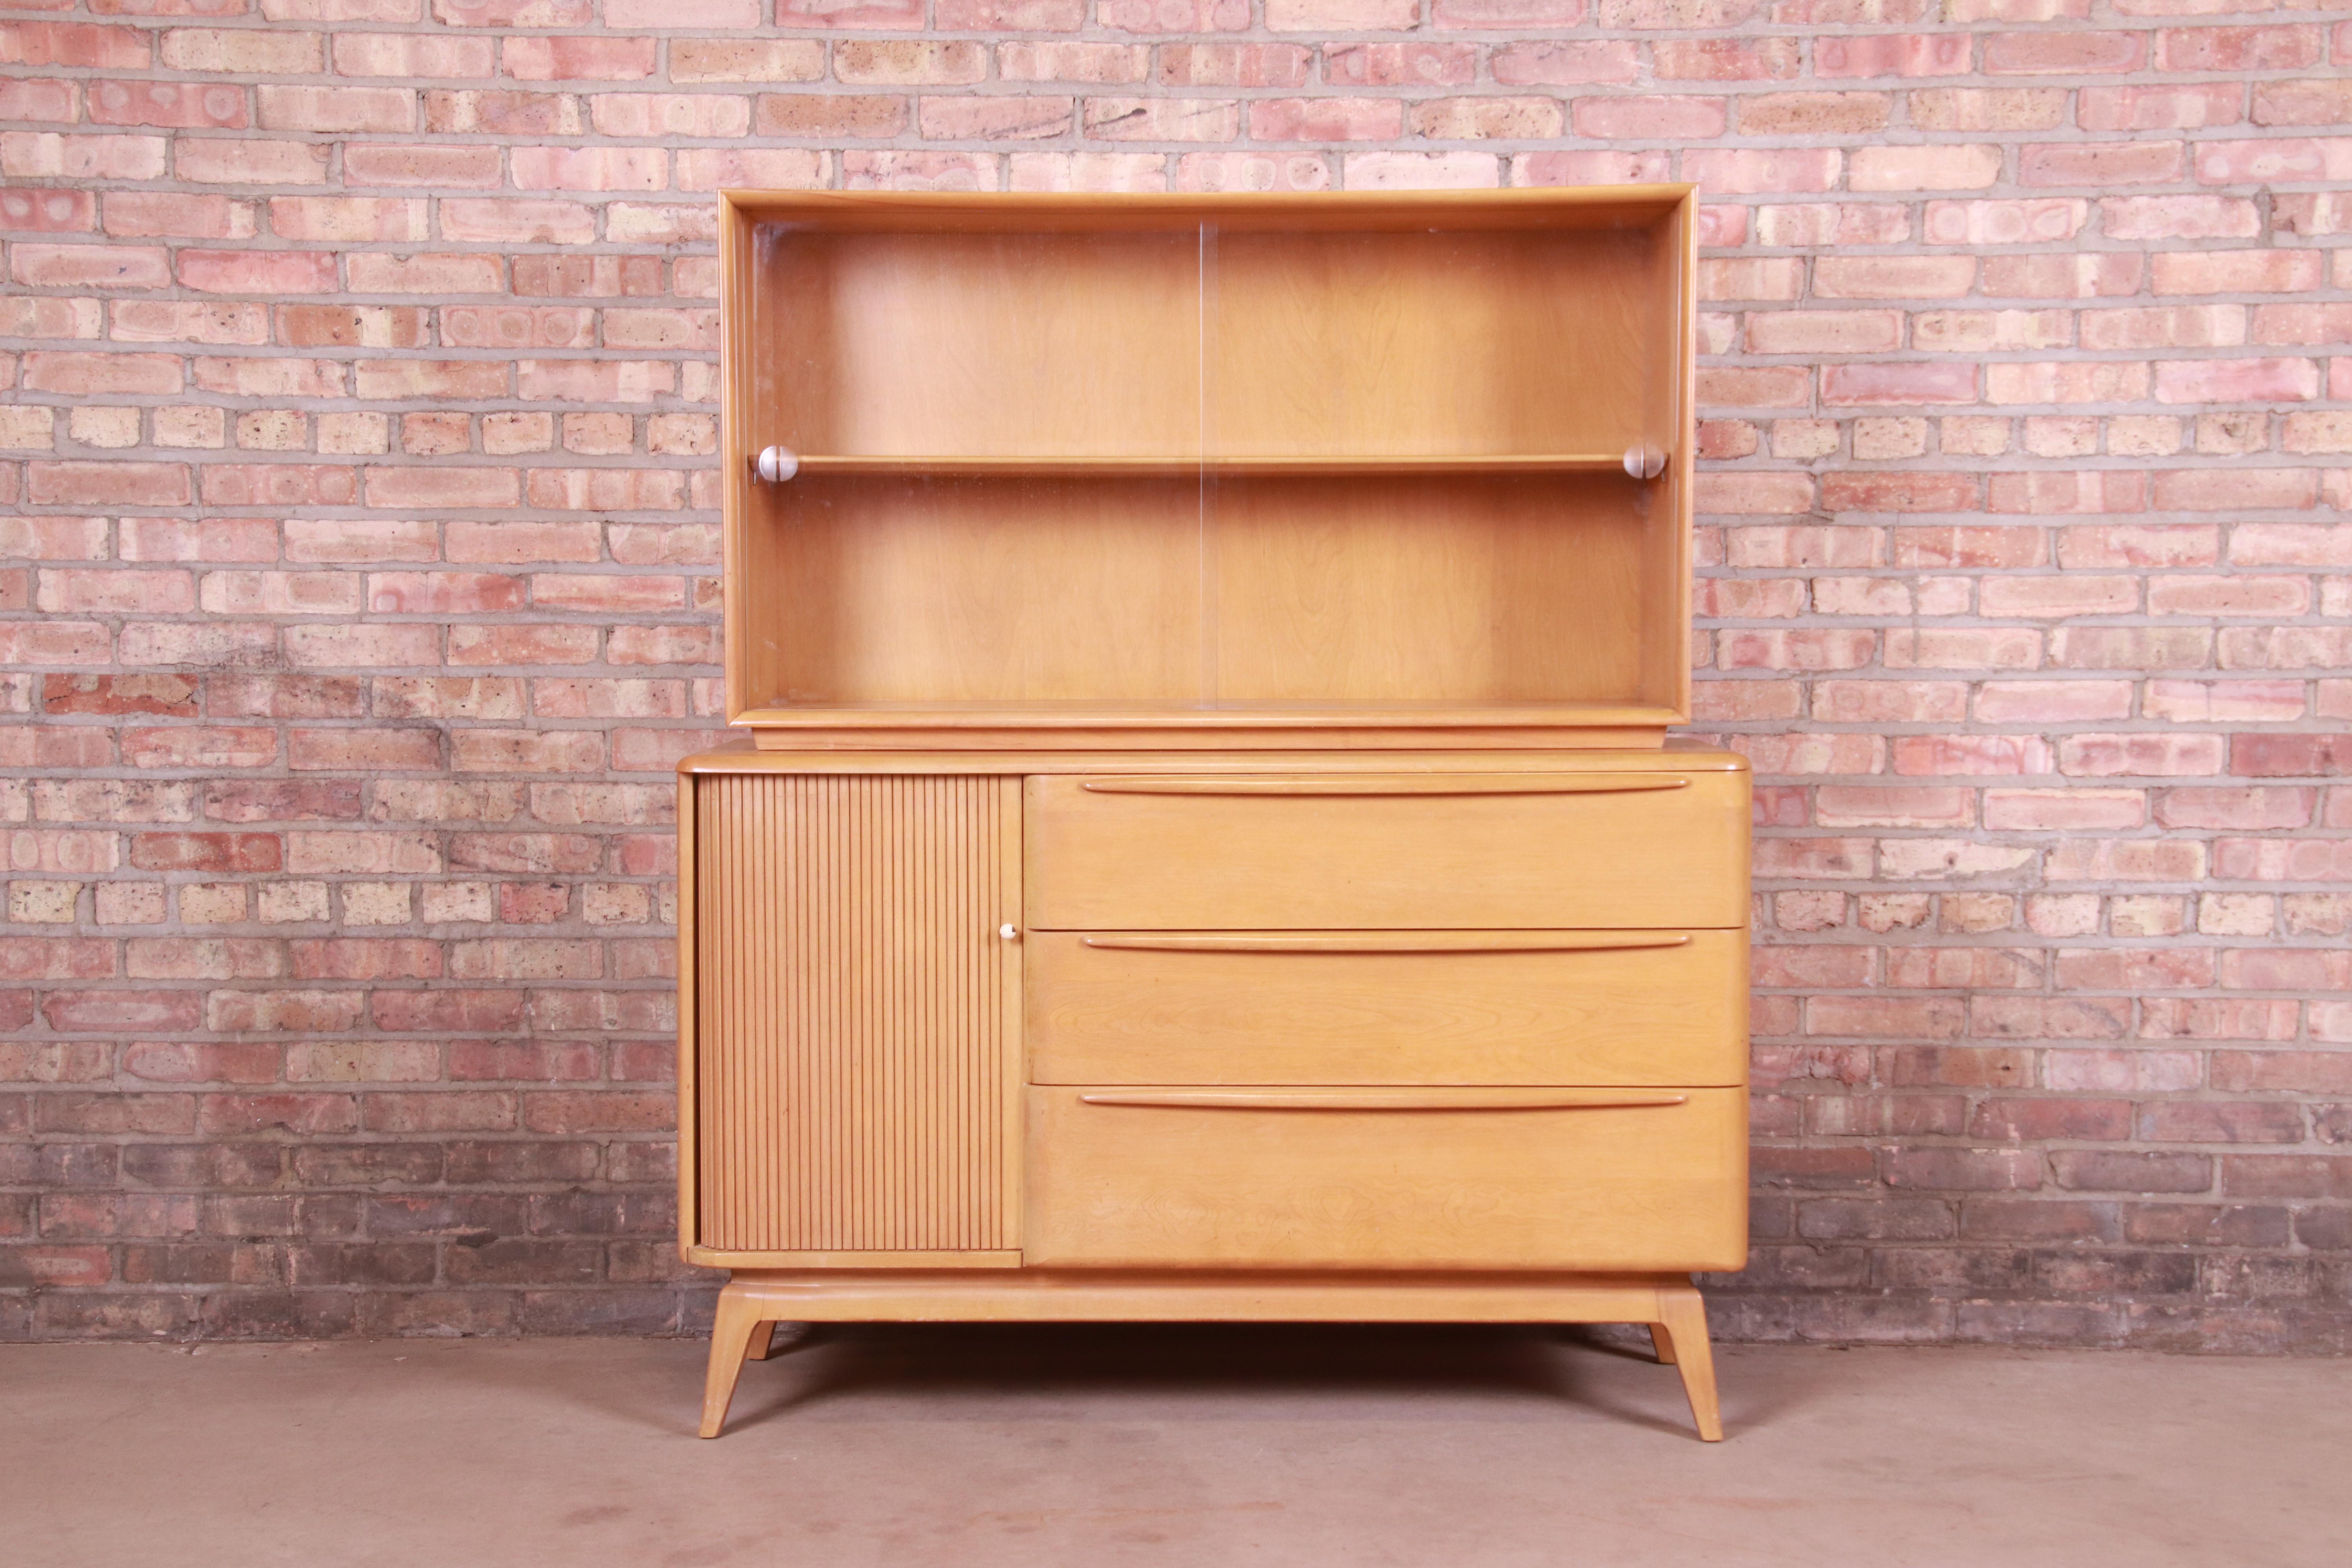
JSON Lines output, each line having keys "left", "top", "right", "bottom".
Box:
{"left": 1081, "top": 933, "right": 1692, "bottom": 955}
{"left": 1077, "top": 1090, "right": 1689, "bottom": 1112}
{"left": 1077, "top": 777, "right": 1692, "bottom": 798}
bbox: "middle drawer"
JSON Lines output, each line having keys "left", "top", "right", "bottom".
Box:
{"left": 1026, "top": 929, "right": 1747, "bottom": 1087}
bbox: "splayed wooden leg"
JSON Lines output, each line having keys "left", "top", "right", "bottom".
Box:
{"left": 1653, "top": 1286, "right": 1721, "bottom": 1442}
{"left": 1648, "top": 1323, "right": 1676, "bottom": 1365}
{"left": 699, "top": 1282, "right": 767, "bottom": 1439}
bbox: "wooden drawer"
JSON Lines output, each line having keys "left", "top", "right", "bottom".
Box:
{"left": 1024, "top": 1085, "right": 1746, "bottom": 1271}
{"left": 1025, "top": 929, "right": 1746, "bottom": 1087}
{"left": 1024, "top": 770, "right": 1748, "bottom": 931}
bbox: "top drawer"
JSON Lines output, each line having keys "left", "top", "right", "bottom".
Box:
{"left": 1026, "top": 770, "right": 1749, "bottom": 931}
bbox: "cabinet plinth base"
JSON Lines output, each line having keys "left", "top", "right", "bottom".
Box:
{"left": 697, "top": 1269, "right": 1723, "bottom": 1443}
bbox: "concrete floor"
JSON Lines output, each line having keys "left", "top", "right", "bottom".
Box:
{"left": 4, "top": 1327, "right": 2345, "bottom": 1568}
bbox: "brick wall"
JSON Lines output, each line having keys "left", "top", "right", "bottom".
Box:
{"left": 3, "top": 1, "right": 2348, "bottom": 1349}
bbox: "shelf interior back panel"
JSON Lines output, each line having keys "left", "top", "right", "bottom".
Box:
{"left": 746, "top": 474, "right": 1207, "bottom": 707}
{"left": 1211, "top": 472, "right": 1657, "bottom": 705}
{"left": 750, "top": 217, "right": 1676, "bottom": 461}
{"left": 1206, "top": 227, "right": 1669, "bottom": 459}
{"left": 753, "top": 226, "right": 1201, "bottom": 459}
{"left": 744, "top": 472, "right": 1664, "bottom": 710}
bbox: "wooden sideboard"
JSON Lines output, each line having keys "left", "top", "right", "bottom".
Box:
{"left": 684, "top": 189, "right": 1749, "bottom": 1440}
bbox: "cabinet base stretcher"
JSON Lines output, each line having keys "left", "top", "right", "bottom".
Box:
{"left": 699, "top": 1269, "right": 1723, "bottom": 1443}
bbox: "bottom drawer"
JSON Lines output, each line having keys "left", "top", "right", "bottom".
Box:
{"left": 1024, "top": 1086, "right": 1746, "bottom": 1272}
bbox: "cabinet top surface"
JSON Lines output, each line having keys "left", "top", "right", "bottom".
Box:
{"left": 722, "top": 186, "right": 1696, "bottom": 229}
{"left": 679, "top": 743, "right": 1749, "bottom": 777}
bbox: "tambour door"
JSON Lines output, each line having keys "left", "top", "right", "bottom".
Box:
{"left": 1025, "top": 769, "right": 1749, "bottom": 931}
{"left": 687, "top": 772, "right": 1022, "bottom": 1261}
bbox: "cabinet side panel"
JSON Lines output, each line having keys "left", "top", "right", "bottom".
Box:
{"left": 696, "top": 773, "right": 1013, "bottom": 1252}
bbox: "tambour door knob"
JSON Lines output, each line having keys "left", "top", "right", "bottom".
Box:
{"left": 999, "top": 923, "right": 1019, "bottom": 941}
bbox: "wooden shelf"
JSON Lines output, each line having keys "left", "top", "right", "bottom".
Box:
{"left": 735, "top": 700, "right": 1690, "bottom": 750}
{"left": 782, "top": 454, "right": 1653, "bottom": 479}
{"left": 739, "top": 699, "right": 1687, "bottom": 723}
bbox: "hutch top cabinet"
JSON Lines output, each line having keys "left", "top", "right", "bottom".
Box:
{"left": 716, "top": 188, "right": 1699, "bottom": 750}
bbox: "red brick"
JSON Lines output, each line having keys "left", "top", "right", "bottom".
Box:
{"left": 2020, "top": 140, "right": 2184, "bottom": 187}
{"left": 510, "top": 147, "right": 667, "bottom": 192}
{"left": 1815, "top": 786, "right": 1974, "bottom": 828}
{"left": 177, "top": 249, "right": 339, "bottom": 296}
{"left": 2253, "top": 78, "right": 2352, "bottom": 128}
{"left": 12, "top": 243, "right": 170, "bottom": 289}
{"left": 2156, "top": 24, "right": 2322, "bottom": 73}
{"left": 0, "top": 22, "right": 152, "bottom": 69}
{"left": 2230, "top": 735, "right": 2352, "bottom": 778}
{"left": 0, "top": 78, "right": 78, "bottom": 122}
{"left": 0, "top": 186, "right": 93, "bottom": 233}
{"left": 500, "top": 35, "right": 652, "bottom": 81}
{"left": 430, "top": 0, "right": 588, "bottom": 22}
{"left": 2156, "top": 357, "right": 2321, "bottom": 404}
{"left": 1098, "top": 0, "right": 1247, "bottom": 25}
{"left": 666, "top": 37, "right": 825, "bottom": 84}
{"left": 778, "top": 0, "right": 921, "bottom": 21}
{"left": 1815, "top": 256, "right": 1976, "bottom": 299}
{"left": 2080, "top": 83, "right": 2242, "bottom": 132}
{"left": 199, "top": 1094, "right": 358, "bottom": 1137}
{"left": 43, "top": 990, "right": 205, "bottom": 1034}
{"left": 753, "top": 93, "right": 909, "bottom": 139}
{"left": 2155, "top": 469, "right": 2316, "bottom": 511}
{"left": 2138, "top": 1102, "right": 2308, "bottom": 1144}
{"left": 128, "top": 832, "right": 281, "bottom": 873}
{"left": 520, "top": 1092, "right": 670, "bottom": 1136}
{"left": 437, "top": 199, "right": 596, "bottom": 245}
{"left": 1984, "top": 30, "right": 2146, "bottom": 74}
{"left": 365, "top": 572, "right": 526, "bottom": 615}
{"left": 2102, "top": 195, "right": 2261, "bottom": 241}
{"left": 28, "top": 463, "right": 191, "bottom": 508}
{"left": 2250, "top": 303, "right": 2352, "bottom": 351}
{"left": 102, "top": 192, "right": 255, "bottom": 241}
{"left": 5, "top": 630, "right": 132, "bottom": 687}
{"left": 1659, "top": 37, "right": 1798, "bottom": 80}
{"left": 1570, "top": 93, "right": 1722, "bottom": 139}
{"left": 23, "top": 351, "right": 183, "bottom": 396}
{"left": 1251, "top": 97, "right": 1403, "bottom": 142}
{"left": 1816, "top": 34, "right": 1968, "bottom": 77}
{"left": 1966, "top": 1105, "right": 2136, "bottom": 1142}
{"left": 1982, "top": 253, "right": 2143, "bottom": 299}
{"left": 1314, "top": 42, "right": 1460, "bottom": 88}
{"left": 361, "top": 467, "right": 520, "bottom": 510}
{"left": 1851, "top": 145, "right": 2002, "bottom": 191}
{"left": 192, "top": 465, "right": 349, "bottom": 510}
{"left": 1489, "top": 39, "right": 1637, "bottom": 86}
{"left": 1684, "top": 147, "right": 1841, "bottom": 194}
{"left": 1887, "top": 1148, "right": 2043, "bottom": 1192}
{"left": 1822, "top": 473, "right": 1982, "bottom": 513}
{"left": 1821, "top": 364, "right": 1980, "bottom": 406}
{"left": 89, "top": 78, "right": 249, "bottom": 129}
{"left": 1739, "top": 92, "right": 1888, "bottom": 135}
